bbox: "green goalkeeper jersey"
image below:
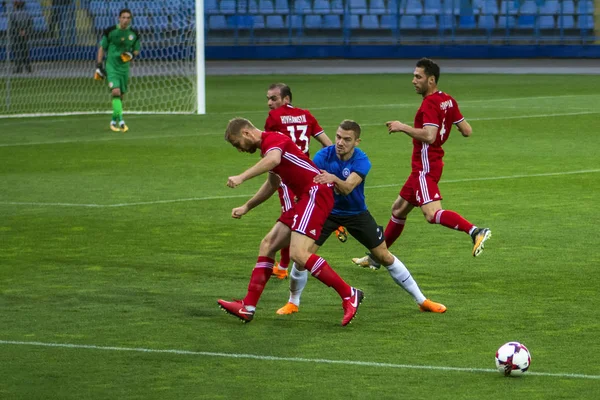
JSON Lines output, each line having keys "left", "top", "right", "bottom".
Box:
{"left": 100, "top": 24, "right": 140, "bottom": 73}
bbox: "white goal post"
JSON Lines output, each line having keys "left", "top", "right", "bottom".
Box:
{"left": 0, "top": 0, "right": 205, "bottom": 117}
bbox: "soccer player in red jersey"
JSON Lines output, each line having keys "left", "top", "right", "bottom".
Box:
{"left": 218, "top": 117, "right": 364, "bottom": 326}
{"left": 353, "top": 58, "right": 491, "bottom": 269}
{"left": 264, "top": 83, "right": 347, "bottom": 280}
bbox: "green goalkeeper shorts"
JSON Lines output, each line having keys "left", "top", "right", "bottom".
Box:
{"left": 107, "top": 72, "right": 129, "bottom": 94}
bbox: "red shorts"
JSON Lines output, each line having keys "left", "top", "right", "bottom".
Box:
{"left": 277, "top": 183, "right": 295, "bottom": 213}
{"left": 278, "top": 184, "right": 334, "bottom": 241}
{"left": 399, "top": 171, "right": 443, "bottom": 207}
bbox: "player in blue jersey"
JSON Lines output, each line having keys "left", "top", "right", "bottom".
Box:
{"left": 276, "top": 120, "right": 446, "bottom": 315}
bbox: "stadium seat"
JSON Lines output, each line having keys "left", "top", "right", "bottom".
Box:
{"left": 134, "top": 15, "right": 151, "bottom": 30}
{"left": 400, "top": 15, "right": 418, "bottom": 28}
{"left": 305, "top": 15, "right": 322, "bottom": 28}
{"left": 557, "top": 15, "right": 575, "bottom": 29}
{"left": 330, "top": 0, "right": 344, "bottom": 14}
{"left": 442, "top": 0, "right": 460, "bottom": 15}
{"left": 380, "top": 14, "right": 399, "bottom": 29}
{"left": 313, "top": 0, "right": 331, "bottom": 14}
{"left": 362, "top": 15, "right": 380, "bottom": 28}
{"left": 259, "top": 0, "right": 275, "bottom": 13}
{"left": 171, "top": 13, "right": 189, "bottom": 29}
{"left": 499, "top": 0, "right": 519, "bottom": 15}
{"left": 478, "top": 14, "right": 496, "bottom": 29}
{"left": 405, "top": 0, "right": 424, "bottom": 15}
{"left": 539, "top": 0, "right": 559, "bottom": 15}
{"left": 578, "top": 15, "right": 594, "bottom": 29}
{"left": 519, "top": 0, "right": 538, "bottom": 15}
{"left": 153, "top": 15, "right": 169, "bottom": 30}
{"left": 209, "top": 15, "right": 228, "bottom": 29}
{"left": 419, "top": 15, "right": 437, "bottom": 29}
{"left": 497, "top": 15, "right": 516, "bottom": 28}
{"left": 387, "top": 0, "right": 401, "bottom": 13}
{"left": 538, "top": 15, "right": 555, "bottom": 29}
{"left": 253, "top": 15, "right": 265, "bottom": 29}
{"left": 108, "top": 2, "right": 124, "bottom": 15}
{"left": 350, "top": 0, "right": 368, "bottom": 15}
{"left": 237, "top": 0, "right": 259, "bottom": 13}
{"left": 266, "top": 15, "right": 285, "bottom": 28}
{"left": 517, "top": 15, "right": 536, "bottom": 28}
{"left": 294, "top": 0, "right": 313, "bottom": 14}
{"left": 438, "top": 14, "right": 455, "bottom": 29}
{"left": 288, "top": 15, "right": 303, "bottom": 29}
{"left": 89, "top": 1, "right": 106, "bottom": 16}
{"left": 274, "top": 0, "right": 289, "bottom": 14}
{"left": 220, "top": 0, "right": 237, "bottom": 14}
{"left": 25, "top": 0, "right": 43, "bottom": 12}
{"left": 479, "top": 0, "right": 499, "bottom": 15}
{"left": 459, "top": 15, "right": 476, "bottom": 28}
{"left": 424, "top": 0, "right": 442, "bottom": 15}
{"left": 128, "top": 2, "right": 146, "bottom": 13}
{"left": 0, "top": 16, "right": 7, "bottom": 33}
{"left": 577, "top": 1, "right": 594, "bottom": 15}
{"left": 369, "top": 0, "right": 386, "bottom": 15}
{"left": 323, "top": 14, "right": 342, "bottom": 28}
{"left": 94, "top": 15, "right": 113, "bottom": 30}
{"left": 561, "top": 0, "right": 575, "bottom": 15}
{"left": 347, "top": 14, "right": 361, "bottom": 28}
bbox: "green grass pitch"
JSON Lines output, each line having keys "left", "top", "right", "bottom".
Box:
{"left": 1, "top": 74, "right": 600, "bottom": 399}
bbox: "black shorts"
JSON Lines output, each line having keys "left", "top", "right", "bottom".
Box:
{"left": 315, "top": 210, "right": 385, "bottom": 249}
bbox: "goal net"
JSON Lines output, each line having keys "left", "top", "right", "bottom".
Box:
{"left": 0, "top": 0, "right": 205, "bottom": 117}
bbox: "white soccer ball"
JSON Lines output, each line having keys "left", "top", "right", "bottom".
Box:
{"left": 495, "top": 342, "right": 531, "bottom": 376}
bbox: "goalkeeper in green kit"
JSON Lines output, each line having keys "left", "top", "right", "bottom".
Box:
{"left": 95, "top": 8, "right": 140, "bottom": 132}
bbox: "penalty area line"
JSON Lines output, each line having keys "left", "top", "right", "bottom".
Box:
{"left": 1, "top": 169, "right": 599, "bottom": 208}
{"left": 0, "top": 339, "right": 598, "bottom": 380}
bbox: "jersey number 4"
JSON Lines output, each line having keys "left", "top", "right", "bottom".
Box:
{"left": 286, "top": 125, "right": 309, "bottom": 153}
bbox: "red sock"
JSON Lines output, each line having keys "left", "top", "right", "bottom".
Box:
{"left": 243, "top": 256, "right": 274, "bottom": 307}
{"left": 279, "top": 246, "right": 290, "bottom": 269}
{"left": 384, "top": 215, "right": 406, "bottom": 248}
{"left": 304, "top": 254, "right": 352, "bottom": 299}
{"left": 432, "top": 209, "right": 474, "bottom": 234}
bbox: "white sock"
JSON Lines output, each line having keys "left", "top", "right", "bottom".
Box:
{"left": 385, "top": 256, "right": 426, "bottom": 304}
{"left": 288, "top": 263, "right": 308, "bottom": 306}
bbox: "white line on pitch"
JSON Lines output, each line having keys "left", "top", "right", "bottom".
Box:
{"left": 1, "top": 169, "right": 598, "bottom": 208}
{"left": 0, "top": 340, "right": 597, "bottom": 380}
{"left": 1, "top": 110, "right": 599, "bottom": 148}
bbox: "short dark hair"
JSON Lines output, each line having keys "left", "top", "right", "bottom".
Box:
{"left": 225, "top": 117, "right": 255, "bottom": 142}
{"left": 268, "top": 83, "right": 293, "bottom": 103}
{"left": 119, "top": 8, "right": 132, "bottom": 17}
{"left": 416, "top": 58, "right": 440, "bottom": 83}
{"left": 339, "top": 119, "right": 361, "bottom": 139}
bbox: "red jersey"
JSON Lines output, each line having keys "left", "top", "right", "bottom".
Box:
{"left": 260, "top": 131, "right": 322, "bottom": 196}
{"left": 412, "top": 91, "right": 464, "bottom": 177}
{"left": 264, "top": 104, "right": 324, "bottom": 155}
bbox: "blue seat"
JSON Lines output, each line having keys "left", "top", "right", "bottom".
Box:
{"left": 128, "top": 1, "right": 146, "bottom": 13}
{"left": 346, "top": 14, "right": 360, "bottom": 28}
{"left": 288, "top": 15, "right": 303, "bottom": 29}
{"left": 134, "top": 15, "right": 151, "bottom": 30}
{"left": 419, "top": 15, "right": 437, "bottom": 28}
{"left": 478, "top": 15, "right": 495, "bottom": 29}
{"left": 108, "top": 2, "right": 124, "bottom": 15}
{"left": 561, "top": 0, "right": 575, "bottom": 14}
{"left": 305, "top": 15, "right": 322, "bottom": 28}
{"left": 405, "top": 0, "right": 424, "bottom": 14}
{"left": 253, "top": 16, "right": 265, "bottom": 28}
{"left": 237, "top": 0, "right": 259, "bottom": 13}
{"left": 459, "top": 15, "right": 476, "bottom": 28}
{"left": 171, "top": 14, "right": 189, "bottom": 29}
{"left": 33, "top": 15, "right": 48, "bottom": 31}
{"left": 517, "top": 15, "right": 535, "bottom": 28}
{"left": 228, "top": 15, "right": 254, "bottom": 28}
{"left": 424, "top": 0, "right": 442, "bottom": 15}
{"left": 479, "top": 0, "right": 498, "bottom": 15}
{"left": 313, "top": 0, "right": 330, "bottom": 13}
{"left": 362, "top": 15, "right": 380, "bottom": 28}
{"left": 577, "top": 1, "right": 594, "bottom": 15}
{"left": 331, "top": 0, "right": 345, "bottom": 14}
{"left": 94, "top": 15, "right": 113, "bottom": 30}
{"left": 539, "top": 0, "right": 559, "bottom": 15}
{"left": 497, "top": 15, "right": 516, "bottom": 28}
{"left": 274, "top": 0, "right": 289, "bottom": 14}
{"left": 323, "top": 14, "right": 341, "bottom": 28}
{"left": 400, "top": 15, "right": 418, "bottom": 28}
{"left": 0, "top": 16, "right": 7, "bottom": 32}
{"left": 25, "top": 0, "right": 43, "bottom": 12}
{"left": 350, "top": 0, "right": 368, "bottom": 14}
{"left": 499, "top": 0, "right": 519, "bottom": 15}
{"left": 538, "top": 15, "right": 555, "bottom": 28}
{"left": 578, "top": 15, "right": 594, "bottom": 29}
{"left": 259, "top": 0, "right": 275, "bottom": 13}
{"left": 208, "top": 15, "right": 227, "bottom": 29}
{"left": 369, "top": 0, "right": 386, "bottom": 14}
{"left": 89, "top": 1, "right": 106, "bottom": 16}
{"left": 442, "top": 0, "right": 460, "bottom": 15}
{"left": 153, "top": 15, "right": 169, "bottom": 30}
{"left": 380, "top": 14, "right": 399, "bottom": 29}
{"left": 438, "top": 14, "right": 455, "bottom": 29}
{"left": 294, "top": 0, "right": 312, "bottom": 14}
{"left": 220, "top": 0, "right": 237, "bottom": 14}
{"left": 266, "top": 15, "right": 285, "bottom": 28}
{"left": 387, "top": 0, "right": 400, "bottom": 13}
{"left": 557, "top": 15, "right": 575, "bottom": 28}
{"left": 519, "top": 0, "right": 537, "bottom": 15}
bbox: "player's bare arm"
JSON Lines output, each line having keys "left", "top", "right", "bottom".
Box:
{"left": 235, "top": 174, "right": 280, "bottom": 218}
{"left": 227, "top": 150, "right": 282, "bottom": 188}
{"left": 314, "top": 171, "right": 363, "bottom": 196}
{"left": 456, "top": 120, "right": 472, "bottom": 137}
{"left": 314, "top": 133, "right": 333, "bottom": 147}
{"left": 387, "top": 121, "right": 437, "bottom": 144}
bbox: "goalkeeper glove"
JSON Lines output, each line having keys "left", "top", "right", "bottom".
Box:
{"left": 94, "top": 62, "right": 106, "bottom": 80}
{"left": 120, "top": 52, "right": 134, "bottom": 63}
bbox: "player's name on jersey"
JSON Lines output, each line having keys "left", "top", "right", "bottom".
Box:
{"left": 280, "top": 115, "right": 307, "bottom": 124}
{"left": 439, "top": 99, "right": 454, "bottom": 110}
